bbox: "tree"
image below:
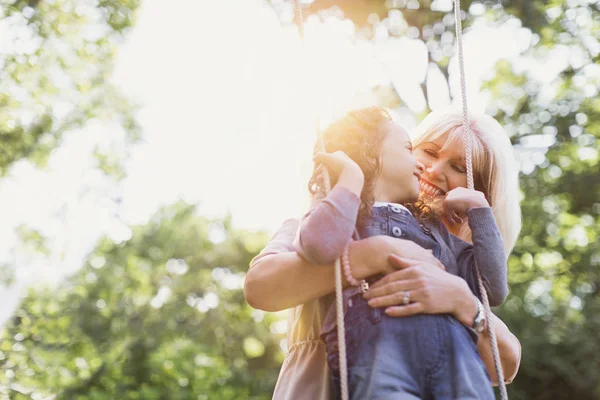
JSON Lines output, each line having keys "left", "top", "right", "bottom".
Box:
{"left": 483, "top": 2, "right": 600, "bottom": 398}
{"left": 1, "top": 1, "right": 598, "bottom": 398}
{"left": 272, "top": 1, "right": 600, "bottom": 398}
{"left": 0, "top": 0, "right": 141, "bottom": 176}
{"left": 0, "top": 202, "right": 282, "bottom": 399}
{"left": 0, "top": 0, "right": 143, "bottom": 291}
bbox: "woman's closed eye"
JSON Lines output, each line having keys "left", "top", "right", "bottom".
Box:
{"left": 452, "top": 164, "right": 466, "bottom": 173}
{"left": 423, "top": 149, "right": 437, "bottom": 158}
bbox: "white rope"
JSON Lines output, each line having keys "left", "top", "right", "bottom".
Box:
{"left": 317, "top": 124, "right": 350, "bottom": 400}
{"left": 292, "top": 2, "right": 350, "bottom": 399}
{"left": 452, "top": 1, "right": 508, "bottom": 398}
{"left": 294, "top": 2, "right": 505, "bottom": 399}
{"left": 334, "top": 255, "right": 350, "bottom": 400}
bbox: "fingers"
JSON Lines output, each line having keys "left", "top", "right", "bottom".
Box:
{"left": 436, "top": 260, "right": 446, "bottom": 271}
{"left": 314, "top": 151, "right": 346, "bottom": 162}
{"left": 447, "top": 210, "right": 463, "bottom": 226}
{"left": 363, "top": 278, "right": 422, "bottom": 301}
{"left": 367, "top": 267, "right": 421, "bottom": 291}
{"left": 388, "top": 254, "right": 445, "bottom": 272}
{"left": 387, "top": 254, "right": 420, "bottom": 270}
{"left": 313, "top": 152, "right": 334, "bottom": 165}
{"left": 366, "top": 286, "right": 426, "bottom": 308}
{"left": 384, "top": 302, "right": 425, "bottom": 317}
{"left": 443, "top": 203, "right": 464, "bottom": 226}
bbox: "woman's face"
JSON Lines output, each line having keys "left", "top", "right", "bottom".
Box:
{"left": 414, "top": 132, "right": 468, "bottom": 200}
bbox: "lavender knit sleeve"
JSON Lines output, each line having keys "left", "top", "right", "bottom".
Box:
{"left": 467, "top": 207, "right": 509, "bottom": 305}
{"left": 447, "top": 207, "right": 509, "bottom": 306}
{"left": 292, "top": 185, "right": 361, "bottom": 265}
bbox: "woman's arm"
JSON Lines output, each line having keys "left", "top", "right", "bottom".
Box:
{"left": 363, "top": 255, "right": 521, "bottom": 386}
{"left": 245, "top": 235, "right": 388, "bottom": 312}
{"left": 449, "top": 276, "right": 521, "bottom": 385}
{"left": 246, "top": 220, "right": 520, "bottom": 382}
{"left": 245, "top": 220, "right": 442, "bottom": 312}
{"left": 478, "top": 313, "right": 522, "bottom": 385}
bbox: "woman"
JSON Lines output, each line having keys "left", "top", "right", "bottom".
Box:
{"left": 244, "top": 107, "right": 522, "bottom": 399}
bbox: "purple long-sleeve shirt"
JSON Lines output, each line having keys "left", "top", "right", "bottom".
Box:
{"left": 294, "top": 185, "right": 509, "bottom": 306}
{"left": 293, "top": 186, "right": 361, "bottom": 265}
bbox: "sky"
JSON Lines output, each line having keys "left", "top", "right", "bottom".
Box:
{"left": 0, "top": 0, "right": 534, "bottom": 324}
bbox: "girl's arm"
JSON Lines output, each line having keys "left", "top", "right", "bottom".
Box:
{"left": 450, "top": 206, "right": 509, "bottom": 306}
{"left": 294, "top": 185, "right": 361, "bottom": 265}
{"left": 244, "top": 219, "right": 441, "bottom": 312}
{"left": 293, "top": 153, "right": 364, "bottom": 265}
{"left": 244, "top": 220, "right": 387, "bottom": 311}
{"left": 442, "top": 188, "right": 508, "bottom": 306}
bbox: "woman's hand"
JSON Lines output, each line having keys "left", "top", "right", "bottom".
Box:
{"left": 443, "top": 187, "right": 489, "bottom": 226}
{"left": 363, "top": 254, "right": 521, "bottom": 386}
{"left": 363, "top": 254, "right": 477, "bottom": 325}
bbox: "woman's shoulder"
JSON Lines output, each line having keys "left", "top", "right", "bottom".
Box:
{"left": 265, "top": 218, "right": 302, "bottom": 250}
{"left": 276, "top": 218, "right": 301, "bottom": 235}
{"left": 249, "top": 218, "right": 301, "bottom": 268}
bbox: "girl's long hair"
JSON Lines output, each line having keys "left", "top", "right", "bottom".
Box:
{"left": 308, "top": 107, "right": 391, "bottom": 229}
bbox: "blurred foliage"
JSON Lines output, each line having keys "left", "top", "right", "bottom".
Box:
{"left": 0, "top": 202, "right": 281, "bottom": 399}
{"left": 0, "top": 0, "right": 141, "bottom": 177}
{"left": 289, "top": 0, "right": 599, "bottom": 398}
{"left": 482, "top": 3, "right": 600, "bottom": 400}
{"left": 293, "top": 0, "right": 550, "bottom": 35}
{"left": 0, "top": 0, "right": 599, "bottom": 399}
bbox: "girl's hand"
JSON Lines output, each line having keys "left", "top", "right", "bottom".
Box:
{"left": 314, "top": 151, "right": 364, "bottom": 195}
{"left": 363, "top": 254, "right": 477, "bottom": 325}
{"left": 347, "top": 236, "right": 444, "bottom": 284}
{"left": 443, "top": 187, "right": 490, "bottom": 226}
{"left": 379, "top": 237, "right": 445, "bottom": 274}
{"left": 314, "top": 151, "right": 361, "bottom": 177}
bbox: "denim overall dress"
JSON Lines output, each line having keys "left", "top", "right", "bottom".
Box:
{"left": 321, "top": 203, "right": 494, "bottom": 400}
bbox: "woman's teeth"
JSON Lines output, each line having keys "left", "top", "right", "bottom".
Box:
{"left": 421, "top": 181, "right": 444, "bottom": 196}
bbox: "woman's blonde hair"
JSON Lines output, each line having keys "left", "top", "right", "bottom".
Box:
{"left": 411, "top": 107, "right": 522, "bottom": 255}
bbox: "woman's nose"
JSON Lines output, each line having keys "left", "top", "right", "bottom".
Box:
{"left": 426, "top": 161, "right": 444, "bottom": 179}
{"left": 415, "top": 161, "right": 425, "bottom": 175}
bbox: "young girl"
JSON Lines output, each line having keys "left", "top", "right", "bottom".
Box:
{"left": 294, "top": 107, "right": 507, "bottom": 399}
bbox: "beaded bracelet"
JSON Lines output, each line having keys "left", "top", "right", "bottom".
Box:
{"left": 342, "top": 241, "right": 360, "bottom": 287}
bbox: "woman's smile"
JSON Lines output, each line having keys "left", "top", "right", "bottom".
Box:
{"left": 420, "top": 178, "right": 445, "bottom": 197}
